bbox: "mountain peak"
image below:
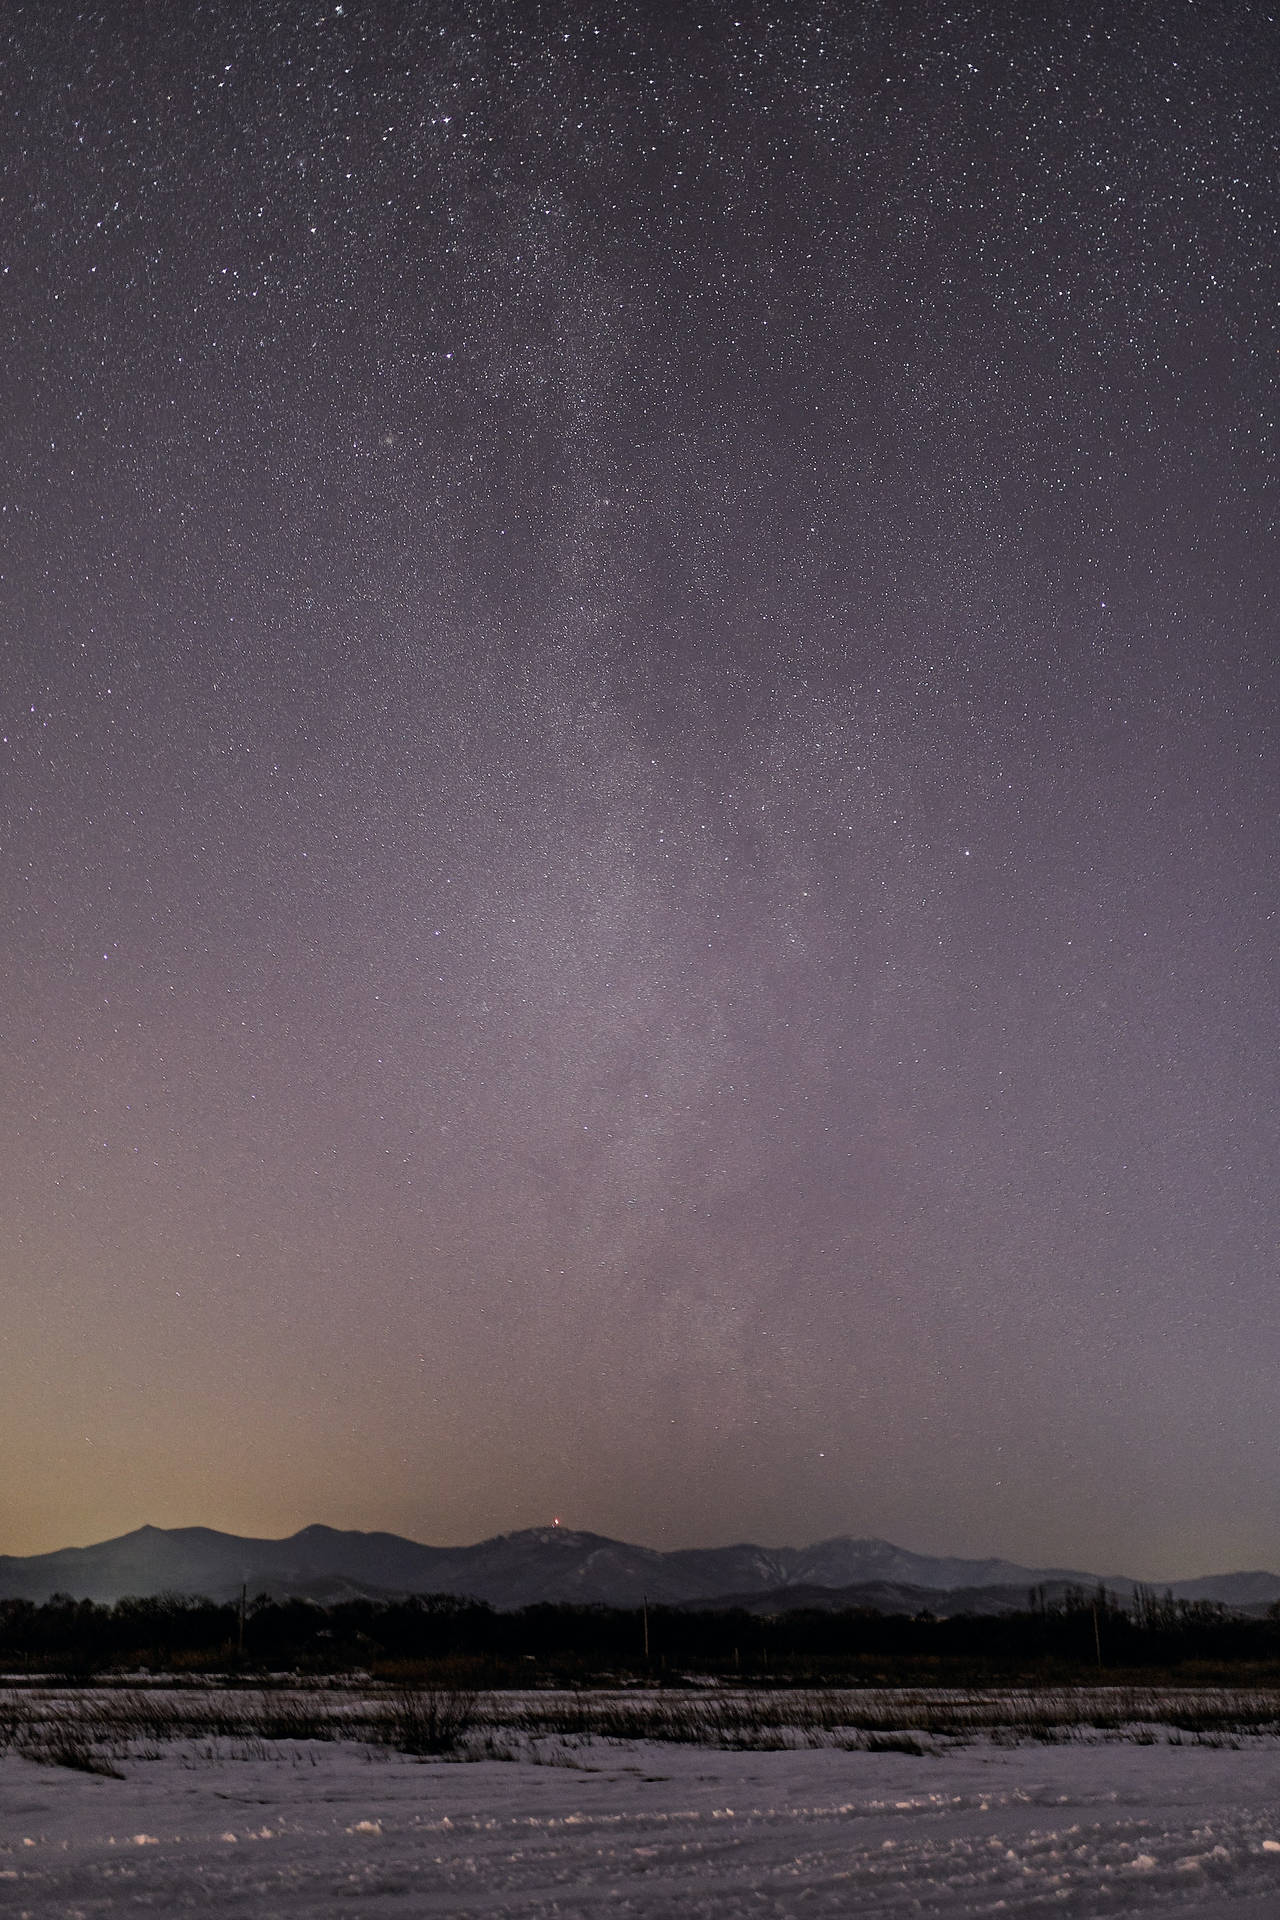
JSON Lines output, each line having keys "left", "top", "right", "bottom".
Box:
{"left": 502, "top": 1526, "right": 616, "bottom": 1550}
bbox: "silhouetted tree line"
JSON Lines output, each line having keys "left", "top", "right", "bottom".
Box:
{"left": 2, "top": 1584, "right": 1279, "bottom": 1679}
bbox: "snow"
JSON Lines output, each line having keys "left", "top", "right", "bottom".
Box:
{"left": 5, "top": 1730, "right": 1280, "bottom": 1916}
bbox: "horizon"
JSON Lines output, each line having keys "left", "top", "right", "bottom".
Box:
{"left": 7, "top": 1515, "right": 1277, "bottom": 1588}
{"left": 5, "top": 4, "right": 1278, "bottom": 1586}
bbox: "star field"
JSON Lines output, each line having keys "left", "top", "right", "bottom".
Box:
{"left": 2, "top": 0, "right": 1278, "bottom": 1575}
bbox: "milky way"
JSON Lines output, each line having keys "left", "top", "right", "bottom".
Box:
{"left": 3, "top": 1, "right": 1278, "bottom": 1574}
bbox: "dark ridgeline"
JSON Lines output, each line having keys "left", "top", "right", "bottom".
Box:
{"left": 3, "top": 1523, "right": 1277, "bottom": 1611}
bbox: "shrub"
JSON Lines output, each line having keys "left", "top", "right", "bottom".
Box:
{"left": 379, "top": 1684, "right": 479, "bottom": 1756}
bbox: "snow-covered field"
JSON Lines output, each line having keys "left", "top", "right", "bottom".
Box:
{"left": 5, "top": 1724, "right": 1280, "bottom": 1917}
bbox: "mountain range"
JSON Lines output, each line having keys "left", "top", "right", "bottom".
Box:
{"left": 2, "top": 1525, "right": 1278, "bottom": 1616}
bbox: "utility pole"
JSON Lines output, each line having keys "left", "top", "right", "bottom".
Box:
{"left": 642, "top": 1595, "right": 649, "bottom": 1663}
{"left": 238, "top": 1583, "right": 246, "bottom": 1660}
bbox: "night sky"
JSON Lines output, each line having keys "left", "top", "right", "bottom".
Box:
{"left": 4, "top": 1, "right": 1278, "bottom": 1577}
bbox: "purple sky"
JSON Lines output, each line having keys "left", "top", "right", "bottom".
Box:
{"left": 3, "top": 0, "right": 1278, "bottom": 1576}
